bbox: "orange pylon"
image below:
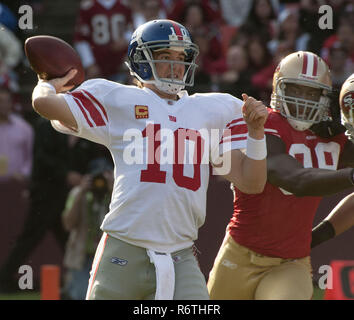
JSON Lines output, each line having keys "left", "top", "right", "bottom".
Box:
{"left": 40, "top": 265, "right": 60, "bottom": 300}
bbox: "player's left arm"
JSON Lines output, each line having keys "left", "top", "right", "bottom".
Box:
{"left": 311, "top": 192, "right": 354, "bottom": 248}
{"left": 219, "top": 94, "right": 268, "bottom": 194}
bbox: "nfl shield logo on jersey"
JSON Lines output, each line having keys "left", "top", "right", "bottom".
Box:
{"left": 135, "top": 105, "right": 149, "bottom": 119}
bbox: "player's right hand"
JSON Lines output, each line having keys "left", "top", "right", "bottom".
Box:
{"left": 241, "top": 93, "right": 268, "bottom": 139}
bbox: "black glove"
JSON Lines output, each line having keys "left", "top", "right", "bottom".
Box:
{"left": 310, "top": 89, "right": 346, "bottom": 138}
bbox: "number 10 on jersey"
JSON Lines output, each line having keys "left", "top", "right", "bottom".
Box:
{"left": 140, "top": 123, "right": 205, "bottom": 191}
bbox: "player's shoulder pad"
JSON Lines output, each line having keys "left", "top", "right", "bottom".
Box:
{"left": 74, "top": 78, "right": 122, "bottom": 93}
{"left": 191, "top": 92, "right": 243, "bottom": 108}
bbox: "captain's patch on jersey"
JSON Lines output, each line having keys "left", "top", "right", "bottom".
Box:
{"left": 135, "top": 105, "right": 149, "bottom": 119}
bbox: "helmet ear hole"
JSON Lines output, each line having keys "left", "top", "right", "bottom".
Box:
{"left": 133, "top": 52, "right": 142, "bottom": 63}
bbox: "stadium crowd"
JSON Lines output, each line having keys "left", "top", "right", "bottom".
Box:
{"left": 0, "top": 0, "right": 353, "bottom": 298}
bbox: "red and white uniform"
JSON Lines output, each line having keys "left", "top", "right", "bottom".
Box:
{"left": 74, "top": 0, "right": 132, "bottom": 77}
{"left": 228, "top": 109, "right": 348, "bottom": 259}
{"left": 52, "top": 78, "right": 247, "bottom": 253}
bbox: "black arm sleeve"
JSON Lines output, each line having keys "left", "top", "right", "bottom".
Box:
{"left": 311, "top": 220, "right": 336, "bottom": 248}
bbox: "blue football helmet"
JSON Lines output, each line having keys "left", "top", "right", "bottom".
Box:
{"left": 126, "top": 19, "right": 199, "bottom": 95}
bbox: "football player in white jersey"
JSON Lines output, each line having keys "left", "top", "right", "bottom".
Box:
{"left": 31, "top": 19, "right": 268, "bottom": 300}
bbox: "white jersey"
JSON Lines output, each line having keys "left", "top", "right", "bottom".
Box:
{"left": 52, "top": 79, "right": 247, "bottom": 252}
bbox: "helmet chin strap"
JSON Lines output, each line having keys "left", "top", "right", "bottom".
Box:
{"left": 154, "top": 79, "right": 185, "bottom": 95}
{"left": 287, "top": 118, "right": 312, "bottom": 131}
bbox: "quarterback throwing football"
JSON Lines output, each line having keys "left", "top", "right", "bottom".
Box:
{"left": 31, "top": 20, "right": 268, "bottom": 300}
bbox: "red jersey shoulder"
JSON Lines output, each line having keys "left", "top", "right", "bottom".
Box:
{"left": 264, "top": 109, "right": 348, "bottom": 150}
{"left": 264, "top": 109, "right": 287, "bottom": 138}
{"left": 319, "top": 131, "right": 348, "bottom": 146}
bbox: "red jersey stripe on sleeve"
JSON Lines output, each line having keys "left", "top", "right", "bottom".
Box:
{"left": 265, "top": 128, "right": 280, "bottom": 138}
{"left": 220, "top": 121, "right": 248, "bottom": 144}
{"left": 82, "top": 89, "right": 108, "bottom": 122}
{"left": 220, "top": 135, "right": 247, "bottom": 144}
{"left": 229, "top": 123, "right": 248, "bottom": 135}
{"left": 69, "top": 91, "right": 106, "bottom": 127}
{"left": 72, "top": 96, "right": 94, "bottom": 127}
{"left": 226, "top": 117, "right": 244, "bottom": 129}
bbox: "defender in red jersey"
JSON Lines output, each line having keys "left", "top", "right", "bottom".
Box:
{"left": 208, "top": 52, "right": 354, "bottom": 300}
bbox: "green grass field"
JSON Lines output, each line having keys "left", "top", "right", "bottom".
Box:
{"left": 0, "top": 291, "right": 40, "bottom": 300}
{"left": 0, "top": 287, "right": 325, "bottom": 300}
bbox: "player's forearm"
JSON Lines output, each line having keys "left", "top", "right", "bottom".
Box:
{"left": 247, "top": 127, "right": 265, "bottom": 140}
{"left": 239, "top": 155, "right": 267, "bottom": 194}
{"left": 232, "top": 135, "right": 267, "bottom": 194}
{"left": 32, "top": 81, "right": 78, "bottom": 129}
{"left": 32, "top": 82, "right": 58, "bottom": 119}
{"left": 272, "top": 167, "right": 354, "bottom": 197}
{"left": 324, "top": 192, "right": 354, "bottom": 235}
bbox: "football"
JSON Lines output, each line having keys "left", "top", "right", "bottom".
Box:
{"left": 24, "top": 35, "right": 85, "bottom": 86}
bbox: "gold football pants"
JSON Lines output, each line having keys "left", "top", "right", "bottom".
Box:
{"left": 207, "top": 233, "right": 313, "bottom": 300}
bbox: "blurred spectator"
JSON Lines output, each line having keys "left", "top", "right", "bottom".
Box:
{"left": 0, "top": 23, "right": 22, "bottom": 92}
{"left": 180, "top": 2, "right": 226, "bottom": 76}
{"left": 0, "top": 117, "right": 111, "bottom": 292}
{"left": 243, "top": 0, "right": 279, "bottom": 42}
{"left": 219, "top": 0, "right": 253, "bottom": 27}
{"left": 167, "top": 0, "right": 223, "bottom": 26}
{"left": 61, "top": 158, "right": 113, "bottom": 300}
{"left": 245, "top": 34, "right": 273, "bottom": 76}
{"left": 73, "top": 0, "right": 133, "bottom": 82}
{"left": 229, "top": 23, "right": 258, "bottom": 48}
{"left": 328, "top": 44, "right": 354, "bottom": 90}
{"left": 186, "top": 29, "right": 213, "bottom": 94}
{"left": 130, "top": 0, "right": 167, "bottom": 29}
{"left": 268, "top": 8, "right": 310, "bottom": 55}
{"left": 252, "top": 43, "right": 292, "bottom": 105}
{"left": 0, "top": 84, "right": 33, "bottom": 184}
{"left": 297, "top": 0, "right": 343, "bottom": 55}
{"left": 321, "top": 16, "right": 354, "bottom": 65}
{"left": 217, "top": 45, "right": 257, "bottom": 99}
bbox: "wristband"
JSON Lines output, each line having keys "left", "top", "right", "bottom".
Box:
{"left": 311, "top": 220, "right": 335, "bottom": 248}
{"left": 37, "top": 81, "right": 56, "bottom": 92}
{"left": 246, "top": 134, "right": 267, "bottom": 160}
{"left": 32, "top": 81, "right": 56, "bottom": 100}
